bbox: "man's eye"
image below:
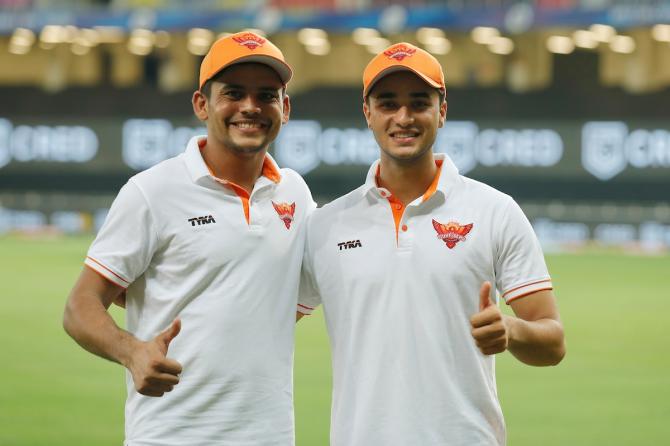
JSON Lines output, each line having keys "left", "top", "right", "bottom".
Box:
{"left": 260, "top": 93, "right": 279, "bottom": 101}
{"left": 379, "top": 101, "right": 396, "bottom": 109}
{"left": 224, "top": 90, "right": 243, "bottom": 99}
{"left": 413, "top": 101, "right": 429, "bottom": 108}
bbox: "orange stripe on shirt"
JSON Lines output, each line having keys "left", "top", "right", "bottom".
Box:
{"left": 502, "top": 279, "right": 552, "bottom": 298}
{"left": 86, "top": 257, "right": 130, "bottom": 285}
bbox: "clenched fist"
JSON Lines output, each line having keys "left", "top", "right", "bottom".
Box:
{"left": 470, "top": 282, "right": 509, "bottom": 356}
{"left": 127, "top": 319, "right": 183, "bottom": 397}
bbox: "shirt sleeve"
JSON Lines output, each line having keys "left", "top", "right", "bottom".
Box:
{"left": 297, "top": 212, "right": 322, "bottom": 315}
{"left": 84, "top": 180, "right": 158, "bottom": 289}
{"left": 494, "top": 197, "right": 552, "bottom": 304}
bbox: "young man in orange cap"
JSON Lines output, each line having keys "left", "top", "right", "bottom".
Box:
{"left": 298, "top": 42, "right": 565, "bottom": 445}
{"left": 64, "top": 32, "right": 314, "bottom": 445}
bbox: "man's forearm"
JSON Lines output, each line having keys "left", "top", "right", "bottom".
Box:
{"left": 505, "top": 316, "right": 565, "bottom": 366}
{"left": 63, "top": 292, "right": 139, "bottom": 368}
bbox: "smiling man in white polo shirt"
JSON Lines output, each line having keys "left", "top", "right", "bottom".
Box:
{"left": 297, "top": 43, "right": 566, "bottom": 446}
{"left": 63, "top": 32, "right": 314, "bottom": 445}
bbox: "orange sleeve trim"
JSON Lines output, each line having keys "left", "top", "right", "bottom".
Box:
{"left": 502, "top": 279, "right": 552, "bottom": 298}
{"left": 84, "top": 262, "right": 129, "bottom": 290}
{"left": 86, "top": 256, "right": 130, "bottom": 285}
{"left": 506, "top": 287, "right": 553, "bottom": 304}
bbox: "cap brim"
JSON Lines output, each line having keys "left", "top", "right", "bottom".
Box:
{"left": 201, "top": 54, "right": 293, "bottom": 89}
{"left": 364, "top": 66, "right": 443, "bottom": 97}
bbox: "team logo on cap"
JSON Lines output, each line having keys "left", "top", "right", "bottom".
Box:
{"left": 384, "top": 45, "right": 416, "bottom": 61}
{"left": 272, "top": 201, "right": 296, "bottom": 229}
{"left": 233, "top": 33, "right": 266, "bottom": 50}
{"left": 432, "top": 219, "right": 473, "bottom": 249}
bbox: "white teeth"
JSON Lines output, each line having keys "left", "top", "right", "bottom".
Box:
{"left": 235, "top": 122, "right": 262, "bottom": 129}
{"left": 393, "top": 132, "right": 417, "bottom": 138}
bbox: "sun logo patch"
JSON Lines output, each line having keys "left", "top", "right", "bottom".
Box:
{"left": 272, "top": 202, "right": 296, "bottom": 229}
{"left": 384, "top": 45, "right": 416, "bottom": 61}
{"left": 232, "top": 33, "right": 266, "bottom": 50}
{"left": 432, "top": 219, "right": 473, "bottom": 249}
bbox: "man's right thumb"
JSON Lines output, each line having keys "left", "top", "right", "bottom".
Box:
{"left": 158, "top": 318, "right": 181, "bottom": 349}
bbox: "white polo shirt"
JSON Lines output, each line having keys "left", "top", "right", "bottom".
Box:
{"left": 299, "top": 153, "right": 552, "bottom": 446}
{"left": 86, "top": 136, "right": 314, "bottom": 446}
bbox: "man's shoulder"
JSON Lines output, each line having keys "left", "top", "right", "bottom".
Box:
{"left": 278, "top": 167, "right": 310, "bottom": 190}
{"left": 311, "top": 185, "right": 367, "bottom": 221}
{"left": 458, "top": 175, "right": 514, "bottom": 207}
{"left": 128, "top": 154, "right": 187, "bottom": 190}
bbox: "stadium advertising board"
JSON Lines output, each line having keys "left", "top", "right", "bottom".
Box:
{"left": 1, "top": 117, "right": 669, "bottom": 184}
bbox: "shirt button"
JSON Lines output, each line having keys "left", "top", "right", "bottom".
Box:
{"left": 380, "top": 191, "right": 387, "bottom": 197}
{"left": 401, "top": 224, "right": 408, "bottom": 232}
{"left": 394, "top": 203, "right": 402, "bottom": 210}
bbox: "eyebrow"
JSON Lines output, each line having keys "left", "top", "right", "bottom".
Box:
{"left": 220, "top": 84, "right": 281, "bottom": 92}
{"left": 374, "top": 91, "right": 431, "bottom": 99}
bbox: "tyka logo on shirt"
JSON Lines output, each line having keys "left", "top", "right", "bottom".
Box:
{"left": 337, "top": 240, "right": 362, "bottom": 250}
{"left": 432, "top": 219, "right": 473, "bottom": 249}
{"left": 272, "top": 202, "right": 296, "bottom": 229}
{"left": 188, "top": 215, "right": 216, "bottom": 226}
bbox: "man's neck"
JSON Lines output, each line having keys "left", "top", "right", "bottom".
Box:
{"left": 201, "top": 139, "right": 266, "bottom": 194}
{"left": 377, "top": 151, "right": 438, "bottom": 205}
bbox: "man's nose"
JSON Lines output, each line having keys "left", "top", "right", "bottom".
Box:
{"left": 394, "top": 105, "right": 414, "bottom": 126}
{"left": 240, "top": 95, "right": 262, "bottom": 114}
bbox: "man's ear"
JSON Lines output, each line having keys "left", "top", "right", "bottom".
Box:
{"left": 363, "top": 99, "right": 371, "bottom": 128}
{"left": 438, "top": 99, "right": 447, "bottom": 128}
{"left": 192, "top": 90, "right": 208, "bottom": 122}
{"left": 282, "top": 94, "right": 291, "bottom": 124}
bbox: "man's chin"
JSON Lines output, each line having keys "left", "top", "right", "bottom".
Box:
{"left": 227, "top": 139, "right": 268, "bottom": 155}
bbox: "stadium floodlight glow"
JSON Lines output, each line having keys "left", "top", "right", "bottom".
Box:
{"left": 9, "top": 28, "right": 36, "bottom": 55}
{"left": 79, "top": 28, "right": 100, "bottom": 47}
{"left": 488, "top": 36, "right": 514, "bottom": 55}
{"left": 305, "top": 39, "right": 331, "bottom": 56}
{"left": 366, "top": 36, "right": 391, "bottom": 54}
{"left": 573, "top": 30, "right": 599, "bottom": 49}
{"left": 416, "top": 27, "right": 445, "bottom": 44}
{"left": 63, "top": 25, "right": 79, "bottom": 44}
{"left": 297, "top": 28, "right": 328, "bottom": 46}
{"left": 651, "top": 24, "right": 670, "bottom": 42}
{"left": 424, "top": 37, "right": 451, "bottom": 55}
{"left": 154, "top": 30, "right": 171, "bottom": 49}
{"left": 546, "top": 35, "right": 575, "bottom": 54}
{"left": 471, "top": 26, "right": 500, "bottom": 45}
{"left": 93, "top": 26, "right": 125, "bottom": 44}
{"left": 352, "top": 27, "right": 380, "bottom": 45}
{"left": 128, "top": 29, "right": 155, "bottom": 56}
{"left": 590, "top": 24, "right": 616, "bottom": 43}
{"left": 40, "top": 25, "right": 67, "bottom": 44}
{"left": 610, "top": 35, "right": 635, "bottom": 54}
{"left": 187, "top": 28, "right": 214, "bottom": 56}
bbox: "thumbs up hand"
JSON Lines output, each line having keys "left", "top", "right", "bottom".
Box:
{"left": 127, "top": 319, "right": 183, "bottom": 397}
{"left": 470, "top": 282, "right": 509, "bottom": 356}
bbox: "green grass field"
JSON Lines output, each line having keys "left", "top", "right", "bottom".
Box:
{"left": 1, "top": 235, "right": 668, "bottom": 445}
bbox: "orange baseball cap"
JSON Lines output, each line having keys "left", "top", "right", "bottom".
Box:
{"left": 363, "top": 42, "right": 445, "bottom": 98}
{"left": 199, "top": 31, "right": 292, "bottom": 90}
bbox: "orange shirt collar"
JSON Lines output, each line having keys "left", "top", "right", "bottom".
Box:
{"left": 198, "top": 138, "right": 281, "bottom": 184}
{"left": 375, "top": 159, "right": 444, "bottom": 203}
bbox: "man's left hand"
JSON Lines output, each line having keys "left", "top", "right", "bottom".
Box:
{"left": 470, "top": 281, "right": 509, "bottom": 356}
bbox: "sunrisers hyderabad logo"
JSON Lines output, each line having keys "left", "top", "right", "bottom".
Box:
{"left": 233, "top": 33, "right": 266, "bottom": 50}
{"left": 384, "top": 45, "right": 416, "bottom": 61}
{"left": 272, "top": 202, "right": 296, "bottom": 229}
{"left": 432, "top": 219, "right": 473, "bottom": 249}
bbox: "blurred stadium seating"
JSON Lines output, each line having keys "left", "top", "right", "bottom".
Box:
{"left": 0, "top": 0, "right": 669, "bottom": 250}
